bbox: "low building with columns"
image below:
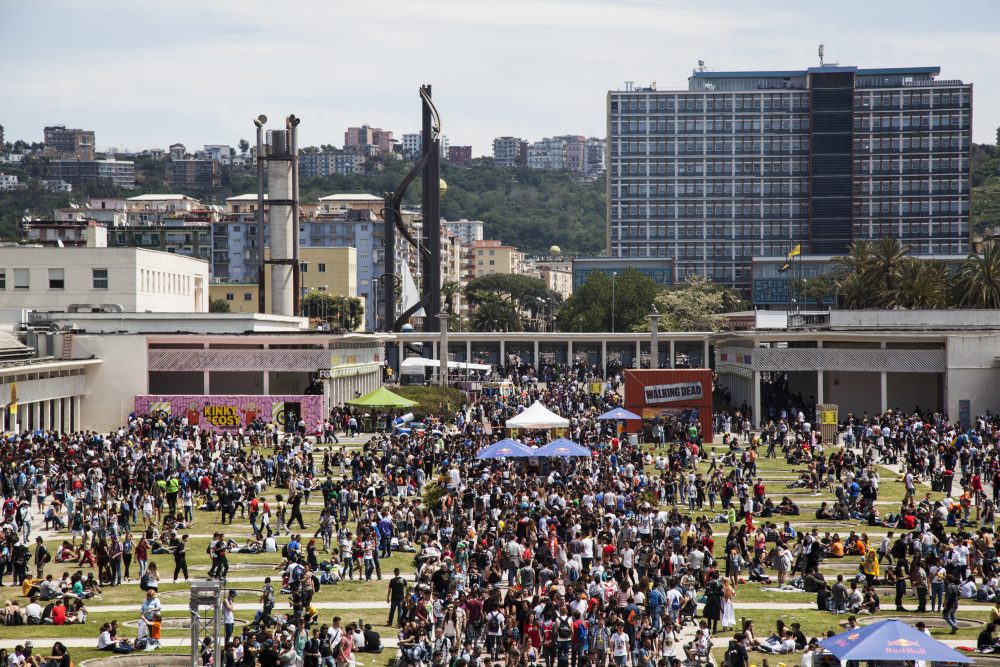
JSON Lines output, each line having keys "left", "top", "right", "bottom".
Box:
{"left": 0, "top": 332, "right": 98, "bottom": 432}
{"left": 31, "top": 312, "right": 387, "bottom": 432}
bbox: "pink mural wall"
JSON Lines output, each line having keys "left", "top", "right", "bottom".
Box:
{"left": 135, "top": 395, "right": 324, "bottom": 432}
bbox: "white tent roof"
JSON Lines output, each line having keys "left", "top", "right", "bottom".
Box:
{"left": 400, "top": 357, "right": 492, "bottom": 373}
{"left": 505, "top": 401, "right": 569, "bottom": 429}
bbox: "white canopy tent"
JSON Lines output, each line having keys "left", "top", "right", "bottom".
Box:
{"left": 400, "top": 357, "right": 492, "bottom": 374}
{"left": 505, "top": 401, "right": 570, "bottom": 429}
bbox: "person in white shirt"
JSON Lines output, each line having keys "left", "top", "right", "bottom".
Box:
{"left": 24, "top": 598, "right": 42, "bottom": 625}
{"left": 610, "top": 623, "right": 630, "bottom": 666}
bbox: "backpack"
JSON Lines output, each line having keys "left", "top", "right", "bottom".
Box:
{"left": 139, "top": 573, "right": 150, "bottom": 591}
{"left": 557, "top": 617, "right": 573, "bottom": 641}
{"left": 575, "top": 620, "right": 588, "bottom": 643}
{"left": 488, "top": 612, "right": 502, "bottom": 634}
{"left": 725, "top": 645, "right": 742, "bottom": 667}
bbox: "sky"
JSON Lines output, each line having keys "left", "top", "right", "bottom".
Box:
{"left": 4, "top": 0, "right": 1000, "bottom": 155}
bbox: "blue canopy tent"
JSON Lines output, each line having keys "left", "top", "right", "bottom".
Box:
{"left": 534, "top": 437, "right": 592, "bottom": 458}
{"left": 597, "top": 407, "right": 642, "bottom": 421}
{"left": 818, "top": 619, "right": 971, "bottom": 664}
{"left": 476, "top": 438, "right": 535, "bottom": 459}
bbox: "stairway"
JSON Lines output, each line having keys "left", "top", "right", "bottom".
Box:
{"left": 61, "top": 332, "right": 74, "bottom": 359}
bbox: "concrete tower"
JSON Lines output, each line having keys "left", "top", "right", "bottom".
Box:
{"left": 256, "top": 114, "right": 300, "bottom": 317}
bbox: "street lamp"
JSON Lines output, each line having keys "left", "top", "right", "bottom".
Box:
{"left": 437, "top": 305, "right": 450, "bottom": 387}
{"left": 611, "top": 272, "right": 618, "bottom": 333}
{"left": 648, "top": 304, "right": 661, "bottom": 369}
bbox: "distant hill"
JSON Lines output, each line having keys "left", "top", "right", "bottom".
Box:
{"left": 6, "top": 144, "right": 999, "bottom": 251}
{"left": 293, "top": 160, "right": 607, "bottom": 255}
{"left": 973, "top": 143, "right": 1000, "bottom": 234}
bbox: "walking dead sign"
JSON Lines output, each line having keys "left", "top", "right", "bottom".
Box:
{"left": 643, "top": 381, "right": 705, "bottom": 404}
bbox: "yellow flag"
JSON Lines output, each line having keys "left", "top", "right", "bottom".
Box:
{"left": 787, "top": 244, "right": 801, "bottom": 260}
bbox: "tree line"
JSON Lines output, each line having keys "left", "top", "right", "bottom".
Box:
{"left": 799, "top": 237, "right": 1000, "bottom": 309}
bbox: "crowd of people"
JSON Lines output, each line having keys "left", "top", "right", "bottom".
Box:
{"left": 0, "top": 361, "right": 997, "bottom": 665}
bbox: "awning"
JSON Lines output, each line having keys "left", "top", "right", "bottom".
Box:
{"left": 400, "top": 357, "right": 492, "bottom": 373}
{"left": 505, "top": 401, "right": 570, "bottom": 429}
{"left": 818, "top": 619, "right": 970, "bottom": 663}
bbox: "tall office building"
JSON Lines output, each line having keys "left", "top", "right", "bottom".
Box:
{"left": 607, "top": 65, "right": 971, "bottom": 293}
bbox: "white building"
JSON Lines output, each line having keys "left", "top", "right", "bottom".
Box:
{"left": 0, "top": 173, "right": 26, "bottom": 191}
{"left": 0, "top": 247, "right": 209, "bottom": 313}
{"left": 442, "top": 219, "right": 485, "bottom": 248}
{"left": 40, "top": 179, "right": 73, "bottom": 193}
{"left": 401, "top": 133, "right": 422, "bottom": 159}
{"left": 203, "top": 144, "right": 233, "bottom": 165}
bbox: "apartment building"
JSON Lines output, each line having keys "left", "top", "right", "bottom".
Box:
{"left": 344, "top": 125, "right": 394, "bottom": 154}
{"left": 492, "top": 136, "right": 527, "bottom": 167}
{"left": 43, "top": 126, "right": 95, "bottom": 160}
{"left": 48, "top": 159, "right": 135, "bottom": 188}
{"left": 607, "top": 65, "right": 971, "bottom": 293}
{"left": 448, "top": 146, "right": 473, "bottom": 165}
{"left": 167, "top": 159, "right": 221, "bottom": 190}
{"left": 472, "top": 239, "right": 522, "bottom": 276}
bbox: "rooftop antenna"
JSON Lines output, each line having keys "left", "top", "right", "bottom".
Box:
{"left": 697, "top": 59, "right": 706, "bottom": 72}
{"left": 818, "top": 44, "right": 824, "bottom": 66}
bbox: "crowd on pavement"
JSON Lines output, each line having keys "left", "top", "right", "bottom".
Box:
{"left": 1, "top": 362, "right": 999, "bottom": 665}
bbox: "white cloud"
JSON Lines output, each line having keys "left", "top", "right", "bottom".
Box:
{"left": 2, "top": 0, "right": 998, "bottom": 152}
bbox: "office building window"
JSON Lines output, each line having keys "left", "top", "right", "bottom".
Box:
{"left": 92, "top": 268, "right": 109, "bottom": 289}
{"left": 225, "top": 293, "right": 234, "bottom": 301}
{"left": 49, "top": 268, "right": 65, "bottom": 289}
{"left": 243, "top": 293, "right": 253, "bottom": 301}
{"left": 300, "top": 264, "right": 308, "bottom": 273}
{"left": 318, "top": 263, "right": 326, "bottom": 273}
{"left": 0, "top": 269, "right": 4, "bottom": 289}
{"left": 13, "top": 269, "right": 29, "bottom": 289}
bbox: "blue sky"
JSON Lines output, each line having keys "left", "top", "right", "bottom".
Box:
{"left": 3, "top": 0, "right": 999, "bottom": 154}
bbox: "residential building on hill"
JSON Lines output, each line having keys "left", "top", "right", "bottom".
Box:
{"left": 43, "top": 126, "right": 95, "bottom": 160}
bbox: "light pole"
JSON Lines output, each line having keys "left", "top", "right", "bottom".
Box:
{"left": 437, "top": 305, "right": 450, "bottom": 387}
{"left": 611, "top": 271, "right": 618, "bottom": 333}
{"left": 648, "top": 304, "right": 661, "bottom": 369}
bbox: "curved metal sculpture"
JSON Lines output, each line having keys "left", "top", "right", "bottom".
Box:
{"left": 382, "top": 84, "right": 442, "bottom": 332}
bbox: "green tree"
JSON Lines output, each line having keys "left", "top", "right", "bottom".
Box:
{"left": 238, "top": 139, "right": 250, "bottom": 156}
{"left": 654, "top": 275, "right": 741, "bottom": 332}
{"left": 555, "top": 268, "right": 658, "bottom": 332}
{"left": 955, "top": 245, "right": 1000, "bottom": 308}
{"left": 892, "top": 259, "right": 950, "bottom": 309}
{"left": 798, "top": 274, "right": 836, "bottom": 308}
{"left": 469, "top": 294, "right": 521, "bottom": 332}
{"left": 302, "top": 291, "right": 364, "bottom": 331}
{"left": 209, "top": 298, "right": 231, "bottom": 313}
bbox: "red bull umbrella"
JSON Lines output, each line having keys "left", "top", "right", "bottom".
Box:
{"left": 818, "top": 619, "right": 970, "bottom": 663}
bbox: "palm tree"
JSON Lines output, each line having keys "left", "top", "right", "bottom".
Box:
{"left": 836, "top": 271, "right": 871, "bottom": 309}
{"left": 892, "top": 259, "right": 950, "bottom": 309}
{"left": 868, "top": 236, "right": 911, "bottom": 304}
{"left": 956, "top": 246, "right": 1000, "bottom": 308}
{"left": 469, "top": 296, "right": 521, "bottom": 332}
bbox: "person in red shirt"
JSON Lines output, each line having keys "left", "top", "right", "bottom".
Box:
{"left": 51, "top": 598, "right": 67, "bottom": 625}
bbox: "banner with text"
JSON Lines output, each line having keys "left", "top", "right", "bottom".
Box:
{"left": 135, "top": 395, "right": 324, "bottom": 432}
{"left": 643, "top": 381, "right": 705, "bottom": 404}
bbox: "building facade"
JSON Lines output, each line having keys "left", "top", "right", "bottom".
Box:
{"left": 0, "top": 246, "right": 208, "bottom": 313}
{"left": 571, "top": 256, "right": 674, "bottom": 291}
{"left": 607, "top": 66, "right": 972, "bottom": 294}
{"left": 168, "top": 159, "right": 221, "bottom": 189}
{"left": 492, "top": 136, "right": 527, "bottom": 167}
{"left": 48, "top": 159, "right": 135, "bottom": 188}
{"left": 448, "top": 145, "right": 473, "bottom": 165}
{"left": 43, "top": 126, "right": 95, "bottom": 160}
{"left": 472, "top": 239, "right": 522, "bottom": 276}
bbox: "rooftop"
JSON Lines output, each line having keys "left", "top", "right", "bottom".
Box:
{"left": 226, "top": 193, "right": 268, "bottom": 202}
{"left": 317, "top": 193, "right": 383, "bottom": 202}
{"left": 127, "top": 194, "right": 199, "bottom": 202}
{"left": 689, "top": 66, "right": 941, "bottom": 79}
